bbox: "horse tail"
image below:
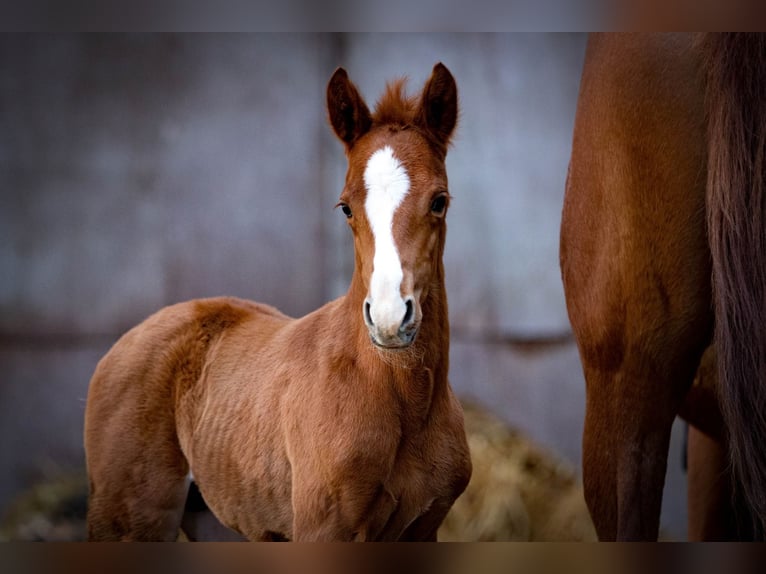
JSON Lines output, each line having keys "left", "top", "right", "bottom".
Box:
{"left": 703, "top": 33, "right": 766, "bottom": 537}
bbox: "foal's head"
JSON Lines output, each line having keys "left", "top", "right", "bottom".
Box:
{"left": 327, "top": 63, "right": 458, "bottom": 350}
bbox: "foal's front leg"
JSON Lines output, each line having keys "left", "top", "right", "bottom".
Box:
{"left": 398, "top": 498, "right": 453, "bottom": 541}
{"left": 290, "top": 477, "right": 397, "bottom": 541}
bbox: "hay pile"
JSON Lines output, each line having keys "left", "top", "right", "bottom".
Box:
{"left": 438, "top": 401, "right": 596, "bottom": 541}
{"left": 0, "top": 402, "right": 595, "bottom": 541}
{"left": 0, "top": 471, "right": 87, "bottom": 541}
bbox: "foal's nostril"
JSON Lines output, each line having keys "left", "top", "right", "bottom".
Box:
{"left": 401, "top": 299, "right": 414, "bottom": 329}
{"left": 364, "top": 301, "right": 373, "bottom": 327}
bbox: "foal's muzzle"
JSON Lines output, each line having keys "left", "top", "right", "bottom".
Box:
{"left": 364, "top": 296, "right": 419, "bottom": 349}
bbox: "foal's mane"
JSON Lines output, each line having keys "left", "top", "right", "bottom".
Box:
{"left": 371, "top": 78, "right": 419, "bottom": 128}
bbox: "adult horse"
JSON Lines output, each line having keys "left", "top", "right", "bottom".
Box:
{"left": 560, "top": 33, "right": 765, "bottom": 541}
{"left": 84, "top": 63, "right": 471, "bottom": 541}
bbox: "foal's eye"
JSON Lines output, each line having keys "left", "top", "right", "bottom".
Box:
{"left": 430, "top": 194, "right": 448, "bottom": 216}
{"left": 337, "top": 202, "right": 353, "bottom": 219}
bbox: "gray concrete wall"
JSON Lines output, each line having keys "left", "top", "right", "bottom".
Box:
{"left": 0, "top": 33, "right": 688, "bottom": 539}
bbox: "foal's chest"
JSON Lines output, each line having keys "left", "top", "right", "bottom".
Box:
{"left": 374, "top": 410, "right": 471, "bottom": 539}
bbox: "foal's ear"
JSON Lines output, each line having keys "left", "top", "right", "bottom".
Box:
{"left": 417, "top": 63, "right": 458, "bottom": 150}
{"left": 327, "top": 67, "right": 372, "bottom": 150}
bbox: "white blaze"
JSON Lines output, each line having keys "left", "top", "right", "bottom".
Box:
{"left": 364, "top": 145, "right": 410, "bottom": 333}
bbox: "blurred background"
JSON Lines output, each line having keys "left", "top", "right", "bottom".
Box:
{"left": 0, "top": 33, "right": 689, "bottom": 540}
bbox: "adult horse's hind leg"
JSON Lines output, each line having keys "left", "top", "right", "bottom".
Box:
{"left": 681, "top": 346, "right": 752, "bottom": 540}
{"left": 578, "top": 345, "right": 706, "bottom": 540}
{"left": 561, "top": 34, "right": 711, "bottom": 540}
{"left": 686, "top": 425, "right": 739, "bottom": 540}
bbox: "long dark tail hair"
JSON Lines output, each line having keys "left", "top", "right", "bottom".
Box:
{"left": 704, "top": 33, "right": 766, "bottom": 538}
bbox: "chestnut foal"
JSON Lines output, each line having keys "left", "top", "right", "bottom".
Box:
{"left": 84, "top": 63, "right": 471, "bottom": 541}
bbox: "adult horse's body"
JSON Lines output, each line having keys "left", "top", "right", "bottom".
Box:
{"left": 561, "top": 33, "right": 765, "bottom": 540}
{"left": 84, "top": 63, "right": 471, "bottom": 541}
